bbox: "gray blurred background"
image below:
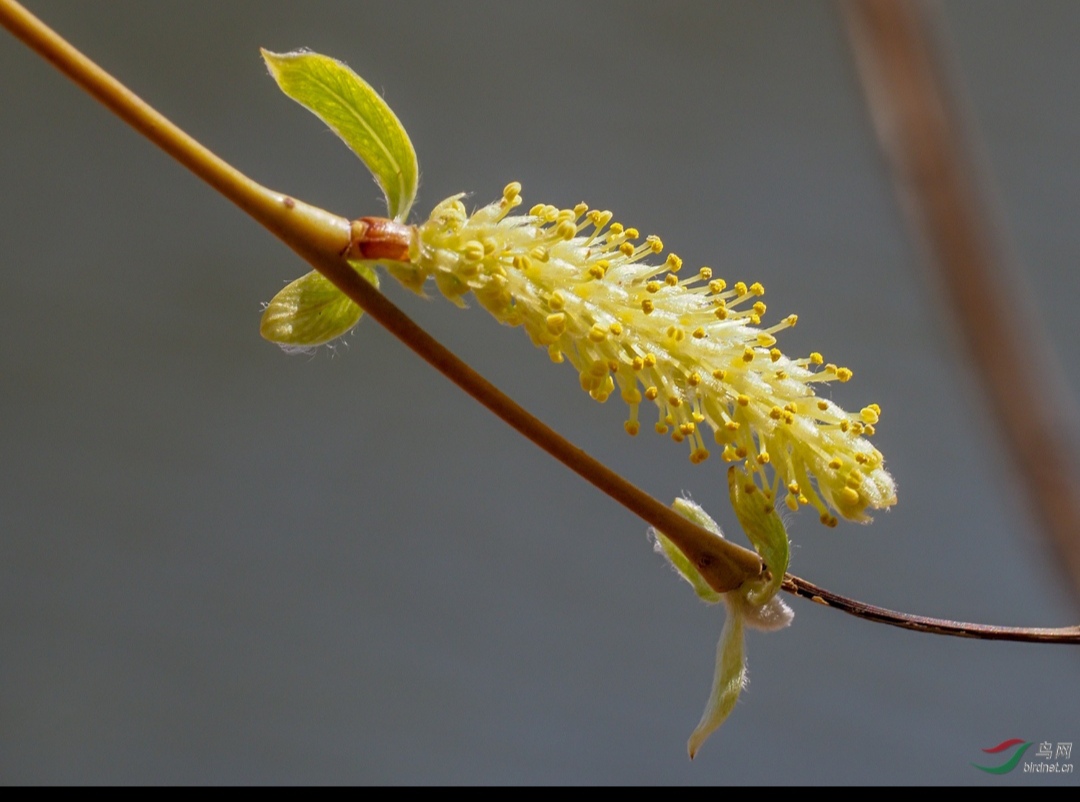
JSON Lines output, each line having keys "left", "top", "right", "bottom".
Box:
{"left": 1, "top": 0, "right": 1078, "bottom": 784}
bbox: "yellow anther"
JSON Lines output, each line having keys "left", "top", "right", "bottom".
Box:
{"left": 665, "top": 254, "right": 683, "bottom": 272}
{"left": 737, "top": 394, "right": 750, "bottom": 407}
{"left": 713, "top": 369, "right": 727, "bottom": 381}
{"left": 749, "top": 282, "right": 765, "bottom": 296}
{"left": 742, "top": 347, "right": 755, "bottom": 362}
{"left": 588, "top": 264, "right": 607, "bottom": 280}
{"left": 809, "top": 352, "right": 824, "bottom": 365}
{"left": 757, "top": 333, "right": 777, "bottom": 347}
{"left": 757, "top": 452, "right": 770, "bottom": 465}
{"left": 655, "top": 423, "right": 669, "bottom": 435}
{"left": 692, "top": 327, "right": 706, "bottom": 339}
{"left": 619, "top": 242, "right": 636, "bottom": 257}
{"left": 709, "top": 279, "right": 727, "bottom": 294}
{"left": 646, "top": 235, "right": 663, "bottom": 253}
{"left": 734, "top": 281, "right": 748, "bottom": 296}
{"left": 825, "top": 363, "right": 838, "bottom": 375}
{"left": 735, "top": 446, "right": 748, "bottom": 459}
{"left": 641, "top": 299, "right": 654, "bottom": 314}
{"left": 817, "top": 400, "right": 829, "bottom": 411}
{"left": 752, "top": 301, "right": 767, "bottom": 316}
{"left": 631, "top": 357, "right": 644, "bottom": 371}
{"left": 624, "top": 420, "right": 640, "bottom": 436}
{"left": 643, "top": 354, "right": 657, "bottom": 367}
{"left": 548, "top": 346, "right": 564, "bottom": 363}
{"left": 609, "top": 222, "right": 624, "bottom": 236}
{"left": 622, "top": 387, "right": 643, "bottom": 404}
{"left": 785, "top": 402, "right": 798, "bottom": 413}
{"left": 555, "top": 220, "right": 576, "bottom": 241}
{"left": 574, "top": 202, "right": 589, "bottom": 217}
{"left": 529, "top": 246, "right": 549, "bottom": 262}
{"left": 721, "top": 445, "right": 738, "bottom": 462}
{"left": 860, "top": 406, "right": 880, "bottom": 424}
{"left": 680, "top": 422, "right": 696, "bottom": 435}
{"left": 690, "top": 448, "right": 710, "bottom": 465}
{"left": 786, "top": 314, "right": 798, "bottom": 327}
{"left": 646, "top": 281, "right": 661, "bottom": 293}
{"left": 549, "top": 291, "right": 565, "bottom": 311}
{"left": 482, "top": 237, "right": 498, "bottom": 255}
{"left": 821, "top": 514, "right": 838, "bottom": 528}
{"left": 512, "top": 255, "right": 532, "bottom": 272}
{"left": 589, "top": 325, "right": 607, "bottom": 343}
{"left": 840, "top": 487, "right": 860, "bottom": 506}
{"left": 556, "top": 208, "right": 575, "bottom": 224}
{"left": 545, "top": 313, "right": 566, "bottom": 335}
{"left": 672, "top": 329, "right": 685, "bottom": 342}
{"left": 770, "top": 406, "right": 783, "bottom": 420}
{"left": 609, "top": 322, "right": 623, "bottom": 336}
{"left": 688, "top": 372, "right": 702, "bottom": 386}
{"left": 869, "top": 403, "right": 882, "bottom": 415}
{"left": 725, "top": 421, "right": 740, "bottom": 432}
{"left": 769, "top": 348, "right": 782, "bottom": 362}
{"left": 589, "top": 361, "right": 608, "bottom": 378}
{"left": 503, "top": 181, "right": 522, "bottom": 202}
{"left": 529, "top": 204, "right": 545, "bottom": 217}
{"left": 607, "top": 361, "right": 619, "bottom": 373}
{"left": 783, "top": 412, "right": 794, "bottom": 424}
{"left": 644, "top": 386, "right": 659, "bottom": 401}
{"left": 785, "top": 495, "right": 800, "bottom": 511}
{"left": 665, "top": 273, "right": 679, "bottom": 286}
{"left": 671, "top": 431, "right": 685, "bottom": 443}
{"left": 855, "top": 454, "right": 868, "bottom": 464}
{"left": 699, "top": 267, "right": 713, "bottom": 281}
{"left": 828, "top": 458, "right": 842, "bottom": 470}
{"left": 837, "top": 367, "right": 853, "bottom": 382}
{"left": 692, "top": 412, "right": 705, "bottom": 423}
{"left": 840, "top": 420, "right": 850, "bottom": 432}
{"left": 714, "top": 307, "right": 728, "bottom": 320}
{"left": 864, "top": 424, "right": 876, "bottom": 436}
{"left": 461, "top": 240, "right": 485, "bottom": 264}
{"left": 624, "top": 228, "right": 639, "bottom": 240}
{"left": 851, "top": 421, "right": 864, "bottom": 435}
{"left": 668, "top": 396, "right": 682, "bottom": 408}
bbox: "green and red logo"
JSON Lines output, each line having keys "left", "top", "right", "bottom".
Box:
{"left": 973, "top": 739, "right": 1033, "bottom": 774}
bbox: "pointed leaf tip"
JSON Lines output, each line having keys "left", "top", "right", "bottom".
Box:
{"left": 262, "top": 49, "right": 418, "bottom": 221}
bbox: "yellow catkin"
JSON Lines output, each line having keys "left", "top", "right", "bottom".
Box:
{"left": 409, "top": 188, "right": 896, "bottom": 523}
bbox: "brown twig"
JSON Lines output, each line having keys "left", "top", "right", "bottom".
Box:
{"left": 840, "top": 0, "right": 1080, "bottom": 602}
{"left": 3, "top": 0, "right": 1078, "bottom": 642}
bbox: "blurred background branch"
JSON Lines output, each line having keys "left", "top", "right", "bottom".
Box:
{"left": 842, "top": 0, "right": 1080, "bottom": 604}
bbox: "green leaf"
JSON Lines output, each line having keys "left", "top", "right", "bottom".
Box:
{"left": 261, "top": 264, "right": 379, "bottom": 349}
{"left": 263, "top": 49, "right": 418, "bottom": 221}
{"left": 727, "top": 467, "right": 790, "bottom": 606}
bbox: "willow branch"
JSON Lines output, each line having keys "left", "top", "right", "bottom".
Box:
{"left": 4, "top": 0, "right": 1078, "bottom": 642}
{"left": 840, "top": 0, "right": 1080, "bottom": 601}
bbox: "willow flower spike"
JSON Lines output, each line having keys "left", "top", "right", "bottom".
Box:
{"left": 259, "top": 50, "right": 896, "bottom": 530}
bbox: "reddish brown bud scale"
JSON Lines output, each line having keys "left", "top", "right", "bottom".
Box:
{"left": 348, "top": 217, "right": 413, "bottom": 262}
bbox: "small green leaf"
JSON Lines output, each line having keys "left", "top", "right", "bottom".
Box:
{"left": 261, "top": 264, "right": 379, "bottom": 349}
{"left": 263, "top": 49, "right": 418, "bottom": 221}
{"left": 687, "top": 601, "right": 746, "bottom": 760}
{"left": 727, "top": 467, "right": 790, "bottom": 606}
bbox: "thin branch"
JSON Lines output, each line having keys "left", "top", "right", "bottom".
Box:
{"left": 784, "top": 576, "right": 1080, "bottom": 643}
{"left": 840, "top": 0, "right": 1080, "bottom": 601}
{"left": 3, "top": 0, "right": 1077, "bottom": 643}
